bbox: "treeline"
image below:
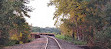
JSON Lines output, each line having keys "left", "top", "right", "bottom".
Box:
{"left": 0, "top": 0, "right": 31, "bottom": 47}
{"left": 49, "top": 0, "right": 111, "bottom": 49}
{"left": 31, "top": 26, "right": 60, "bottom": 33}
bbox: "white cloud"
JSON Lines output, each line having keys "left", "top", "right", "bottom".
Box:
{"left": 25, "top": 0, "right": 55, "bottom": 28}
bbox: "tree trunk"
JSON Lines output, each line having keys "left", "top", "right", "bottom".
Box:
{"left": 72, "top": 30, "right": 75, "bottom": 41}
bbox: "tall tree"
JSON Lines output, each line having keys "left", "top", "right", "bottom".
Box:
{"left": 49, "top": 0, "right": 88, "bottom": 40}
{"left": 0, "top": 0, "right": 31, "bottom": 45}
{"left": 49, "top": 0, "right": 111, "bottom": 49}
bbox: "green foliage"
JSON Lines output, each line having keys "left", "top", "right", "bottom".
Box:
{"left": 0, "top": 0, "right": 31, "bottom": 46}
{"left": 31, "top": 26, "right": 60, "bottom": 33}
{"left": 0, "top": 28, "right": 9, "bottom": 45}
{"left": 74, "top": 40, "right": 87, "bottom": 45}
{"left": 49, "top": 0, "right": 88, "bottom": 40}
{"left": 49, "top": 0, "right": 111, "bottom": 49}
{"left": 94, "top": 27, "right": 111, "bottom": 49}
{"left": 6, "top": 40, "right": 19, "bottom": 46}
{"left": 55, "top": 34, "right": 65, "bottom": 40}
{"left": 31, "top": 27, "right": 40, "bottom": 32}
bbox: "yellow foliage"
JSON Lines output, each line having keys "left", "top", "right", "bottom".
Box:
{"left": 28, "top": 35, "right": 31, "bottom": 38}
{"left": 20, "top": 32, "right": 22, "bottom": 37}
{"left": 74, "top": 32, "right": 77, "bottom": 39}
{"left": 10, "top": 34, "right": 18, "bottom": 40}
{"left": 19, "top": 41, "right": 23, "bottom": 44}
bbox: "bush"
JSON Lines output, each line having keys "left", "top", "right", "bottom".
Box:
{"left": 6, "top": 40, "right": 19, "bottom": 46}
{"left": 94, "top": 27, "right": 111, "bottom": 49}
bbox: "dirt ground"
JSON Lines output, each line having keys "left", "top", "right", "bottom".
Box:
{"left": 55, "top": 38, "right": 84, "bottom": 49}
{"left": 2, "top": 36, "right": 83, "bottom": 49}
{"left": 2, "top": 37, "right": 47, "bottom": 49}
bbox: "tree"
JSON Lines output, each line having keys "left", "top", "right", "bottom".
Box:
{"left": 0, "top": 0, "right": 31, "bottom": 45}
{"left": 49, "top": 0, "right": 88, "bottom": 40}
{"left": 49, "top": 0, "right": 111, "bottom": 49}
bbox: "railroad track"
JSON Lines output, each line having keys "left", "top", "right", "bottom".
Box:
{"left": 45, "top": 36, "right": 62, "bottom": 49}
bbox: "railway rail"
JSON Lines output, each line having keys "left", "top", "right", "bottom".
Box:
{"left": 45, "top": 36, "right": 62, "bottom": 49}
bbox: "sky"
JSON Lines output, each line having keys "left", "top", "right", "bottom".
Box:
{"left": 25, "top": 0, "right": 55, "bottom": 28}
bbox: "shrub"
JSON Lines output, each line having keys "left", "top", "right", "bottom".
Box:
{"left": 6, "top": 40, "right": 19, "bottom": 46}
{"left": 94, "top": 27, "right": 111, "bottom": 49}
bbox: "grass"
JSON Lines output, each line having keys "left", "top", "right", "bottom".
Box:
{"left": 73, "top": 40, "right": 87, "bottom": 45}
{"left": 55, "top": 34, "right": 87, "bottom": 45}
{"left": 55, "top": 34, "right": 65, "bottom": 40}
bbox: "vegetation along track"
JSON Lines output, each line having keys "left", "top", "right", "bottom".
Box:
{"left": 45, "top": 36, "right": 62, "bottom": 49}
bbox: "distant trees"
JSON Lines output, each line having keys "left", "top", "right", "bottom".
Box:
{"left": 49, "top": 0, "right": 111, "bottom": 49}
{"left": 0, "top": 0, "right": 31, "bottom": 46}
{"left": 31, "top": 26, "right": 60, "bottom": 34}
{"left": 31, "top": 27, "right": 41, "bottom": 32}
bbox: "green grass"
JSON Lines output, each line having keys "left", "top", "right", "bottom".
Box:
{"left": 55, "top": 34, "right": 87, "bottom": 45}
{"left": 55, "top": 34, "right": 65, "bottom": 40}
{"left": 73, "top": 40, "right": 87, "bottom": 45}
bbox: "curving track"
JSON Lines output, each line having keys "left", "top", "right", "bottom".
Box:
{"left": 3, "top": 35, "right": 83, "bottom": 49}
{"left": 45, "top": 36, "right": 62, "bottom": 49}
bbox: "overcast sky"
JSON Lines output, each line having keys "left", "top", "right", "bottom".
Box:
{"left": 25, "top": 0, "right": 55, "bottom": 28}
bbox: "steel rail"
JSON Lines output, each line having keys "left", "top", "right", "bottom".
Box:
{"left": 45, "top": 36, "right": 62, "bottom": 49}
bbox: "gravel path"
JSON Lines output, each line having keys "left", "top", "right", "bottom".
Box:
{"left": 46, "top": 37, "right": 60, "bottom": 49}
{"left": 2, "top": 35, "right": 84, "bottom": 49}
{"left": 56, "top": 38, "right": 84, "bottom": 49}
{"left": 2, "top": 37, "right": 47, "bottom": 49}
